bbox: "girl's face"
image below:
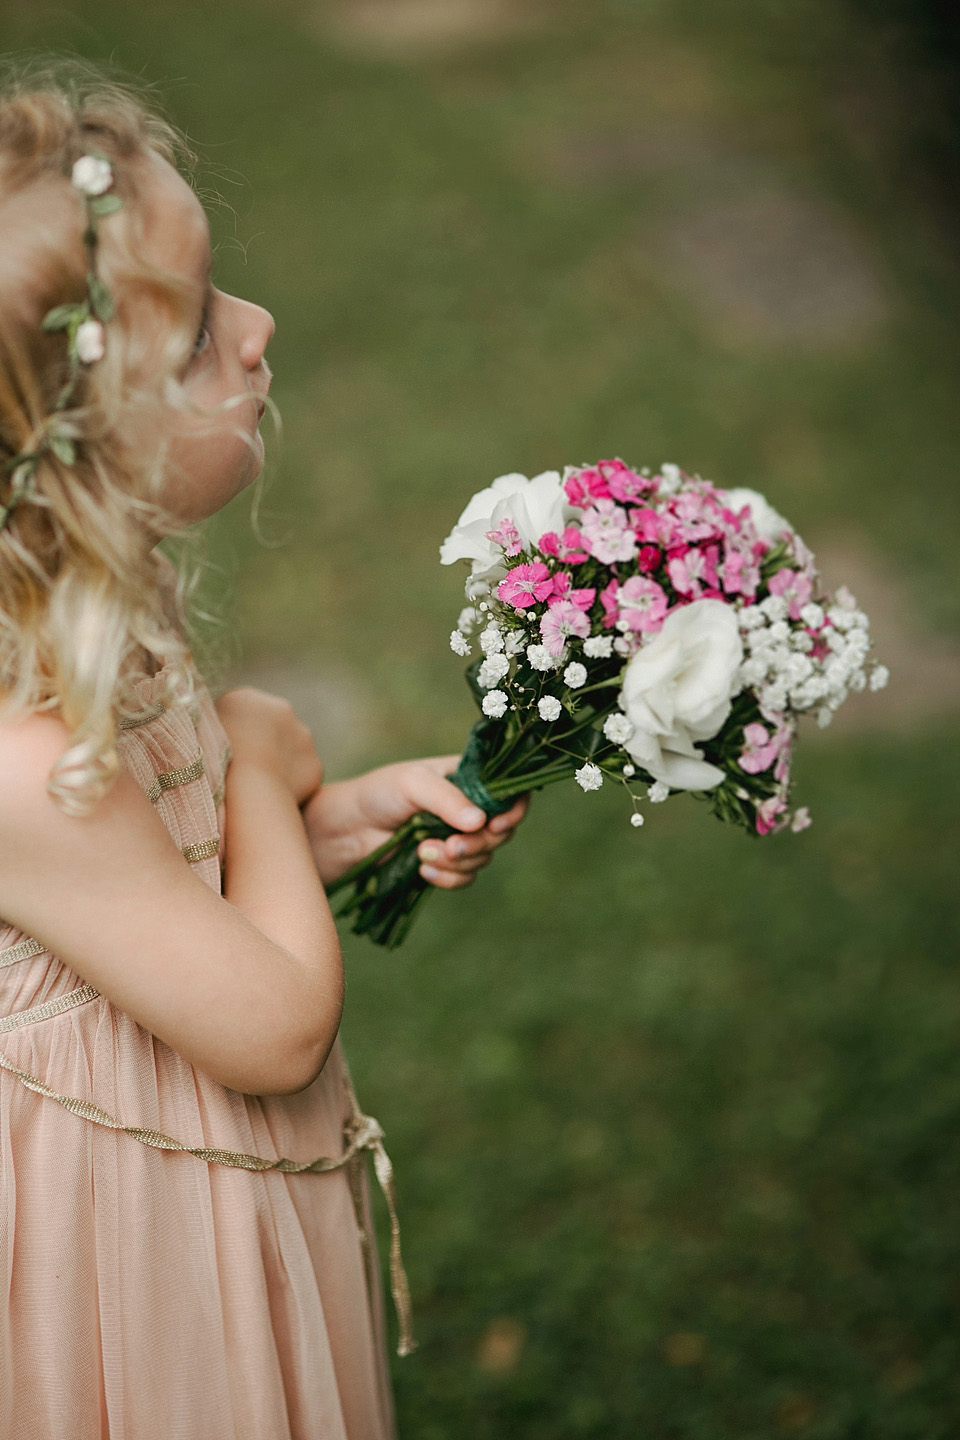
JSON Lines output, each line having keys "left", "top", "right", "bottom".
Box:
{"left": 137, "top": 154, "right": 275, "bottom": 524}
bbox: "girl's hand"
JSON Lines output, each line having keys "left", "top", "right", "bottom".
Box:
{"left": 302, "top": 755, "right": 529, "bottom": 890}
{"left": 216, "top": 687, "right": 323, "bottom": 807}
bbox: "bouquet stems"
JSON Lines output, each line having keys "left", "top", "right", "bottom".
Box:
{"left": 326, "top": 714, "right": 605, "bottom": 949}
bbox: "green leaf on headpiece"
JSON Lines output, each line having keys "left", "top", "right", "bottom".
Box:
{"left": 42, "top": 304, "right": 80, "bottom": 332}
{"left": 87, "top": 274, "right": 115, "bottom": 323}
{"left": 88, "top": 193, "right": 122, "bottom": 218}
{"left": 49, "top": 434, "right": 77, "bottom": 466}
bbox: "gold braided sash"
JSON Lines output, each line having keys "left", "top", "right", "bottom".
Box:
{"left": 0, "top": 937, "right": 46, "bottom": 969}
{"left": 0, "top": 1012, "right": 416, "bottom": 1356}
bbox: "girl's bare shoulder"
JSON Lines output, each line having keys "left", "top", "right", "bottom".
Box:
{"left": 0, "top": 711, "right": 73, "bottom": 806}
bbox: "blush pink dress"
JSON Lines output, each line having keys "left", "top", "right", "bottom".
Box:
{"left": 0, "top": 671, "right": 401, "bottom": 1440}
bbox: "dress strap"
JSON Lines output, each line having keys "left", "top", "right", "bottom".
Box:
{"left": 0, "top": 1027, "right": 416, "bottom": 1357}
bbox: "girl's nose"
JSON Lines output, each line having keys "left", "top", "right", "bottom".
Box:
{"left": 239, "top": 300, "right": 275, "bottom": 371}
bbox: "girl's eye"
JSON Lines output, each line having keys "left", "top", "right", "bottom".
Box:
{"left": 191, "top": 296, "right": 213, "bottom": 359}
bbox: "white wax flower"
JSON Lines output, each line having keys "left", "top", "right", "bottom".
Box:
{"left": 482, "top": 690, "right": 508, "bottom": 718}
{"left": 584, "top": 635, "right": 613, "bottom": 658}
{"left": 527, "top": 643, "right": 558, "bottom": 671}
{"left": 658, "top": 463, "right": 682, "bottom": 495}
{"left": 538, "top": 696, "right": 562, "bottom": 721}
{"left": 719, "top": 486, "right": 790, "bottom": 542}
{"left": 74, "top": 319, "right": 106, "bottom": 364}
{"left": 71, "top": 155, "right": 113, "bottom": 196}
{"left": 478, "top": 654, "right": 510, "bottom": 688}
{"left": 575, "top": 763, "right": 603, "bottom": 792}
{"left": 439, "top": 470, "right": 574, "bottom": 575}
{"left": 648, "top": 781, "right": 670, "bottom": 803}
{"left": 630, "top": 812, "right": 645, "bottom": 827}
{"left": 869, "top": 664, "right": 889, "bottom": 691}
{"left": 602, "top": 712, "right": 634, "bottom": 745}
{"left": 563, "top": 662, "right": 587, "bottom": 689}
{"left": 479, "top": 624, "right": 505, "bottom": 655}
{"left": 450, "top": 630, "right": 471, "bottom": 656}
{"left": 618, "top": 599, "right": 743, "bottom": 790}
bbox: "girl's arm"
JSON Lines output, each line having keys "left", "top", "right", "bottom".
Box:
{"left": 302, "top": 757, "right": 528, "bottom": 890}
{"left": 0, "top": 691, "right": 341, "bottom": 1097}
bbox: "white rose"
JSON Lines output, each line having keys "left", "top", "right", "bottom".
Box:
{"left": 618, "top": 600, "right": 743, "bottom": 790}
{"left": 439, "top": 470, "right": 575, "bottom": 576}
{"left": 719, "top": 486, "right": 790, "bottom": 543}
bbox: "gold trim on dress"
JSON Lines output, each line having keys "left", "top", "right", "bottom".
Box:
{"left": 0, "top": 1027, "right": 416, "bottom": 1355}
{"left": 0, "top": 936, "right": 47, "bottom": 969}
{"left": 145, "top": 752, "right": 205, "bottom": 806}
{"left": 0, "top": 984, "right": 98, "bottom": 1032}
{"left": 182, "top": 835, "right": 220, "bottom": 864}
{"left": 117, "top": 698, "right": 166, "bottom": 731}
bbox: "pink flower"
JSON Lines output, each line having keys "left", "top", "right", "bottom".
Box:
{"left": 613, "top": 576, "right": 668, "bottom": 634}
{"left": 598, "top": 458, "right": 652, "bottom": 503}
{"left": 774, "top": 742, "right": 792, "bottom": 785}
{"left": 580, "top": 499, "right": 638, "bottom": 564}
{"left": 630, "top": 507, "right": 663, "bottom": 544}
{"left": 540, "top": 599, "right": 591, "bottom": 655}
{"left": 637, "top": 545, "right": 662, "bottom": 575}
{"left": 739, "top": 722, "right": 782, "bottom": 774}
{"left": 768, "top": 567, "right": 814, "bottom": 621}
{"left": 549, "top": 575, "right": 593, "bottom": 608}
{"left": 564, "top": 467, "right": 612, "bottom": 507}
{"left": 756, "top": 796, "right": 788, "bottom": 836}
{"left": 498, "top": 562, "right": 555, "bottom": 610}
{"left": 666, "top": 491, "right": 720, "bottom": 544}
{"left": 666, "top": 544, "right": 719, "bottom": 598}
{"left": 718, "top": 543, "right": 761, "bottom": 599}
{"left": 600, "top": 580, "right": 620, "bottom": 629}
{"left": 485, "top": 517, "right": 523, "bottom": 557}
{"left": 538, "top": 526, "right": 589, "bottom": 564}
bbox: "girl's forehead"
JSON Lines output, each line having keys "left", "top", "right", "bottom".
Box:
{"left": 140, "top": 153, "right": 210, "bottom": 284}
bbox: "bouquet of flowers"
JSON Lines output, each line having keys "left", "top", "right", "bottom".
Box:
{"left": 329, "top": 460, "right": 888, "bottom": 947}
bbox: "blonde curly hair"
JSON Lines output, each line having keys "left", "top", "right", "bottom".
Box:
{"left": 0, "top": 58, "right": 224, "bottom": 815}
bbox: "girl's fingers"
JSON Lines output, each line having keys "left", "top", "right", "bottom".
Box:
{"left": 418, "top": 819, "right": 518, "bottom": 868}
{"left": 420, "top": 835, "right": 492, "bottom": 864}
{"left": 403, "top": 759, "right": 488, "bottom": 834}
{"left": 408, "top": 767, "right": 530, "bottom": 887}
{"left": 419, "top": 861, "right": 484, "bottom": 889}
{"left": 488, "top": 795, "right": 529, "bottom": 834}
{"left": 415, "top": 759, "right": 530, "bottom": 838}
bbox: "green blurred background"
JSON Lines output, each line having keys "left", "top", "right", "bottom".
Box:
{"left": 6, "top": 1, "right": 960, "bottom": 1433}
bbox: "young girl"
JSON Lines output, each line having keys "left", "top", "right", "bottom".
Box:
{"left": 0, "top": 65, "right": 526, "bottom": 1439}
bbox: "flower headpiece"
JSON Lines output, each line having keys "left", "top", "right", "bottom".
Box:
{"left": 0, "top": 153, "right": 122, "bottom": 532}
